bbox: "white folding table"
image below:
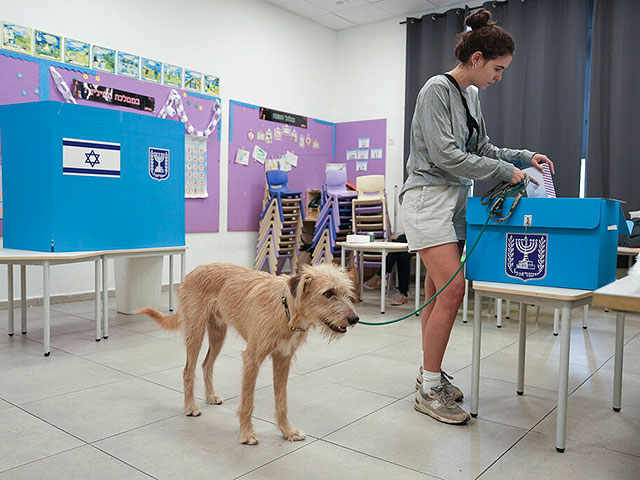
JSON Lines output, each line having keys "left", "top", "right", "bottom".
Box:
{"left": 470, "top": 281, "right": 593, "bottom": 452}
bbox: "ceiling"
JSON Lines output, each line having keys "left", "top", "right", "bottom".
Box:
{"left": 262, "top": 0, "right": 469, "bottom": 30}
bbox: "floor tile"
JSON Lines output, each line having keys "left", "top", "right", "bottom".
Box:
{"left": 325, "top": 401, "right": 527, "bottom": 479}
{"left": 94, "top": 406, "right": 306, "bottom": 480}
{"left": 478, "top": 431, "right": 640, "bottom": 480}
{"left": 0, "top": 335, "right": 73, "bottom": 369}
{"left": 22, "top": 378, "right": 185, "bottom": 442}
{"left": 0, "top": 407, "right": 83, "bottom": 473}
{"left": 0, "top": 356, "right": 130, "bottom": 404}
{"left": 226, "top": 374, "right": 396, "bottom": 438}
{"left": 47, "top": 326, "right": 157, "bottom": 356}
{"left": 240, "top": 440, "right": 434, "bottom": 479}
{"left": 0, "top": 445, "right": 150, "bottom": 479}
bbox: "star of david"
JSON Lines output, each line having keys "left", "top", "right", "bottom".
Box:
{"left": 85, "top": 149, "right": 101, "bottom": 167}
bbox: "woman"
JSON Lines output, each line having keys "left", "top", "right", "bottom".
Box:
{"left": 400, "top": 8, "right": 554, "bottom": 424}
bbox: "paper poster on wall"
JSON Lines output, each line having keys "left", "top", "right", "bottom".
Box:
{"left": 92, "top": 46, "right": 116, "bottom": 73}
{"left": 285, "top": 151, "right": 298, "bottom": 167}
{"left": 280, "top": 156, "right": 292, "bottom": 171}
{"left": 64, "top": 38, "right": 90, "bottom": 67}
{"left": 72, "top": 79, "right": 155, "bottom": 112}
{"left": 346, "top": 149, "right": 357, "bottom": 161}
{"left": 274, "top": 127, "right": 282, "bottom": 141}
{"left": 203, "top": 74, "right": 219, "bottom": 95}
{"left": 34, "top": 30, "right": 62, "bottom": 61}
{"left": 163, "top": 64, "right": 182, "bottom": 87}
{"left": 356, "top": 160, "right": 368, "bottom": 172}
{"left": 256, "top": 131, "right": 265, "bottom": 142}
{"left": 1, "top": 22, "right": 32, "bottom": 54}
{"left": 141, "top": 58, "right": 162, "bottom": 83}
{"left": 185, "top": 136, "right": 208, "bottom": 198}
{"left": 357, "top": 149, "right": 369, "bottom": 160}
{"left": 370, "top": 148, "right": 383, "bottom": 159}
{"left": 358, "top": 137, "right": 370, "bottom": 149}
{"left": 235, "top": 148, "right": 250, "bottom": 165}
{"left": 184, "top": 69, "right": 202, "bottom": 92}
{"left": 265, "top": 158, "right": 279, "bottom": 171}
{"left": 252, "top": 145, "right": 267, "bottom": 164}
{"left": 117, "top": 52, "right": 140, "bottom": 78}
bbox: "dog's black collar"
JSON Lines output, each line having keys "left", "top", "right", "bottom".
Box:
{"left": 282, "top": 296, "right": 307, "bottom": 333}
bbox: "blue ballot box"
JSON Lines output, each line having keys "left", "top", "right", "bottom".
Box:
{"left": 466, "top": 197, "right": 629, "bottom": 290}
{"left": 0, "top": 101, "right": 184, "bottom": 252}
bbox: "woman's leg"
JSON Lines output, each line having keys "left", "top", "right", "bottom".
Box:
{"left": 419, "top": 242, "right": 465, "bottom": 373}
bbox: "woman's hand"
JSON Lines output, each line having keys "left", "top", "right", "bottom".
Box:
{"left": 510, "top": 166, "right": 529, "bottom": 185}
{"left": 531, "top": 153, "right": 555, "bottom": 174}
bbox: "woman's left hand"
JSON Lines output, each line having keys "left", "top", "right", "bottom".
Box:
{"left": 531, "top": 154, "right": 555, "bottom": 174}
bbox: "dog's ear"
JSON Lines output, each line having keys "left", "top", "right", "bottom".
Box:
{"left": 288, "top": 272, "right": 312, "bottom": 298}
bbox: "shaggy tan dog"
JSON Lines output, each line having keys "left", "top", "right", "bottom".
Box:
{"left": 139, "top": 262, "right": 359, "bottom": 445}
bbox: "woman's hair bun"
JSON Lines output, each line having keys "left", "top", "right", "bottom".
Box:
{"left": 465, "top": 8, "right": 496, "bottom": 30}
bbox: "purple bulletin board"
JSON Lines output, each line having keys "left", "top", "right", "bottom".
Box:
{"left": 228, "top": 100, "right": 335, "bottom": 232}
{"left": 0, "top": 49, "right": 221, "bottom": 235}
{"left": 335, "top": 119, "right": 387, "bottom": 184}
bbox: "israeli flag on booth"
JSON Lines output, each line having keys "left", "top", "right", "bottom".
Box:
{"left": 62, "top": 138, "right": 121, "bottom": 177}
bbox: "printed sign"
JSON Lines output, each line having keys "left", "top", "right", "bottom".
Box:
{"left": 149, "top": 147, "right": 170, "bottom": 181}
{"left": 62, "top": 138, "right": 120, "bottom": 177}
{"left": 259, "top": 107, "right": 307, "bottom": 128}
{"left": 73, "top": 79, "right": 155, "bottom": 112}
{"left": 505, "top": 233, "right": 548, "bottom": 281}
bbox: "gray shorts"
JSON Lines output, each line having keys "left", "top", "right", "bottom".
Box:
{"left": 400, "top": 185, "right": 471, "bottom": 252}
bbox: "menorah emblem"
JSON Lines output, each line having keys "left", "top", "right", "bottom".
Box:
{"left": 515, "top": 237, "right": 538, "bottom": 270}
{"left": 505, "top": 232, "right": 548, "bottom": 281}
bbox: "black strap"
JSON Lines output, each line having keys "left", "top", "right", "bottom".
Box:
{"left": 444, "top": 73, "right": 480, "bottom": 149}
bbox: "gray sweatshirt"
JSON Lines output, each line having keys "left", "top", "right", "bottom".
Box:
{"left": 400, "top": 75, "right": 535, "bottom": 200}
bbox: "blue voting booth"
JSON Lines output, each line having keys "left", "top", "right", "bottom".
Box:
{"left": 466, "top": 197, "right": 629, "bottom": 290}
{"left": 0, "top": 101, "right": 184, "bottom": 252}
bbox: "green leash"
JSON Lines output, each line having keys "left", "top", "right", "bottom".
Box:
{"left": 359, "top": 177, "right": 530, "bottom": 326}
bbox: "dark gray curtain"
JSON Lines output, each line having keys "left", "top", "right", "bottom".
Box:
{"left": 587, "top": 0, "right": 640, "bottom": 214}
{"left": 476, "top": 0, "right": 590, "bottom": 197}
{"left": 404, "top": 9, "right": 465, "bottom": 173}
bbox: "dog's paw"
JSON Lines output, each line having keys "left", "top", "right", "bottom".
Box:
{"left": 239, "top": 430, "right": 259, "bottom": 445}
{"left": 283, "top": 428, "right": 306, "bottom": 442}
{"left": 184, "top": 406, "right": 201, "bottom": 417}
{"left": 206, "top": 394, "right": 223, "bottom": 405}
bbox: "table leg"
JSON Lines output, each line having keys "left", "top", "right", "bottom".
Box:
{"left": 380, "top": 250, "right": 387, "bottom": 314}
{"left": 496, "top": 299, "right": 503, "bottom": 328}
{"left": 7, "top": 265, "right": 14, "bottom": 336}
{"left": 462, "top": 279, "right": 468, "bottom": 323}
{"left": 180, "top": 251, "right": 186, "bottom": 284}
{"left": 506, "top": 300, "right": 511, "bottom": 319}
{"left": 94, "top": 258, "right": 102, "bottom": 342}
{"left": 415, "top": 254, "right": 420, "bottom": 316}
{"left": 583, "top": 304, "right": 589, "bottom": 329}
{"left": 43, "top": 261, "right": 50, "bottom": 357}
{"left": 517, "top": 303, "right": 527, "bottom": 395}
{"left": 169, "top": 254, "right": 174, "bottom": 312}
{"left": 471, "top": 291, "right": 482, "bottom": 417}
{"left": 358, "top": 251, "right": 363, "bottom": 298}
{"left": 102, "top": 256, "right": 109, "bottom": 339}
{"left": 553, "top": 308, "right": 560, "bottom": 336}
{"left": 556, "top": 305, "right": 572, "bottom": 452}
{"left": 341, "top": 247, "right": 346, "bottom": 269}
{"left": 20, "top": 265, "right": 27, "bottom": 334}
{"left": 613, "top": 311, "right": 625, "bottom": 412}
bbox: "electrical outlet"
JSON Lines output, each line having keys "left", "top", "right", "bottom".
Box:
{"left": 524, "top": 215, "right": 532, "bottom": 227}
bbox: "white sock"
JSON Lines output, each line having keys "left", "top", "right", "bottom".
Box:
{"left": 421, "top": 369, "right": 441, "bottom": 392}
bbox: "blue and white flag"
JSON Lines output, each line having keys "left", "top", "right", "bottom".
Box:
{"left": 62, "top": 138, "right": 121, "bottom": 177}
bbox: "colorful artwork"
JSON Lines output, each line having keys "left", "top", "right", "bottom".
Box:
{"left": 34, "top": 30, "right": 61, "bottom": 60}
{"left": 141, "top": 58, "right": 162, "bottom": 83}
{"left": 117, "top": 51, "right": 140, "bottom": 78}
{"left": 64, "top": 38, "right": 90, "bottom": 67}
{"left": 184, "top": 69, "right": 202, "bottom": 92}
{"left": 163, "top": 64, "right": 182, "bottom": 87}
{"left": 1, "top": 22, "right": 32, "bottom": 54}
{"left": 203, "top": 74, "right": 219, "bottom": 95}
{"left": 92, "top": 45, "right": 116, "bottom": 73}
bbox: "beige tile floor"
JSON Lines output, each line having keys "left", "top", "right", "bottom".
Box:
{"left": 0, "top": 289, "right": 639, "bottom": 479}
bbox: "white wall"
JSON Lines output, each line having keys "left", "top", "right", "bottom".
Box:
{"left": 0, "top": 0, "right": 338, "bottom": 300}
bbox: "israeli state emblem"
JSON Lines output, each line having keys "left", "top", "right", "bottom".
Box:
{"left": 505, "top": 232, "right": 548, "bottom": 281}
{"left": 149, "top": 147, "right": 170, "bottom": 181}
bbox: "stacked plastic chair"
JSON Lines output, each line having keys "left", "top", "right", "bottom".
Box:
{"left": 351, "top": 174, "right": 390, "bottom": 269}
{"left": 310, "top": 170, "right": 357, "bottom": 264}
{"left": 255, "top": 170, "right": 304, "bottom": 274}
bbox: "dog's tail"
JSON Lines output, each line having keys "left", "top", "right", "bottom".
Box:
{"left": 137, "top": 307, "right": 181, "bottom": 331}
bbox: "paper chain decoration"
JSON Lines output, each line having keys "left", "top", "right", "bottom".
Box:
{"left": 49, "top": 66, "right": 221, "bottom": 138}
{"left": 158, "top": 89, "right": 221, "bottom": 138}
